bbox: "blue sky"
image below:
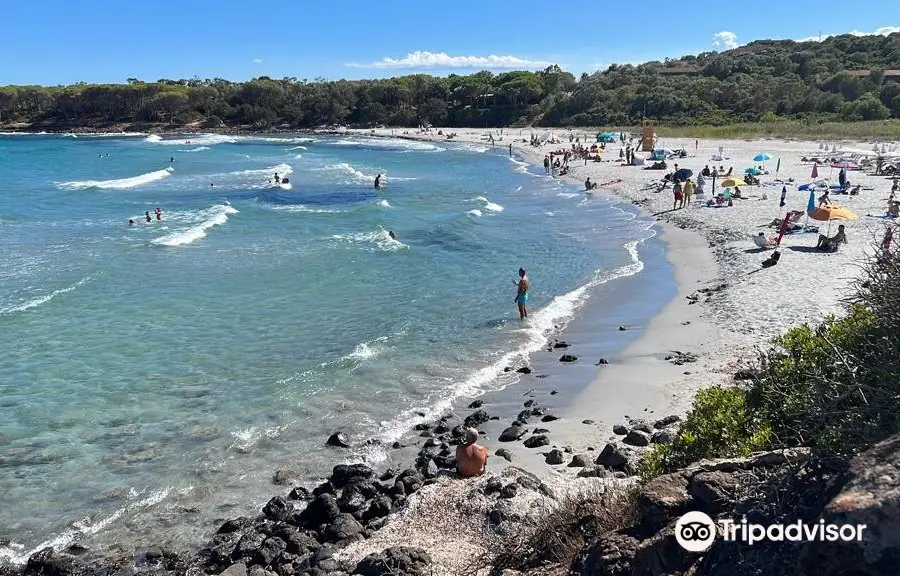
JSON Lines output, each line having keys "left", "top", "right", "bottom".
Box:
{"left": 1, "top": 0, "right": 897, "bottom": 85}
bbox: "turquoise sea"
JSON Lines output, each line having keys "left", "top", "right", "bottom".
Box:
{"left": 0, "top": 132, "right": 661, "bottom": 561}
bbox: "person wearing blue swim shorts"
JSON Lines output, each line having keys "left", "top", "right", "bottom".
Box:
{"left": 514, "top": 267, "right": 529, "bottom": 320}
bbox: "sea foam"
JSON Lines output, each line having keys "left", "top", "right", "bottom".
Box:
{"left": 58, "top": 167, "right": 173, "bottom": 190}
{"left": 151, "top": 204, "right": 237, "bottom": 247}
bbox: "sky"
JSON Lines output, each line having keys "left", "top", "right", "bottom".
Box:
{"left": 1, "top": 0, "right": 897, "bottom": 86}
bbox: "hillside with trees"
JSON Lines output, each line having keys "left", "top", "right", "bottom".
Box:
{"left": 2, "top": 33, "right": 899, "bottom": 130}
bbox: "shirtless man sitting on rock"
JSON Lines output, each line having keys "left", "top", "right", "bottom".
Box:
{"left": 456, "top": 428, "right": 488, "bottom": 477}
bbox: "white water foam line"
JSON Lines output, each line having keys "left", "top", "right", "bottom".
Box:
{"left": 57, "top": 167, "right": 173, "bottom": 190}
{"left": 0, "top": 276, "right": 91, "bottom": 316}
{"left": 151, "top": 204, "right": 237, "bottom": 247}
{"left": 0, "top": 487, "right": 171, "bottom": 565}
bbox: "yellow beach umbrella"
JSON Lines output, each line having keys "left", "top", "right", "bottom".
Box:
{"left": 720, "top": 178, "right": 746, "bottom": 188}
{"left": 809, "top": 205, "right": 858, "bottom": 222}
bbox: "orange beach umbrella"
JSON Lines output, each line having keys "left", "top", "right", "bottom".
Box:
{"left": 808, "top": 205, "right": 858, "bottom": 222}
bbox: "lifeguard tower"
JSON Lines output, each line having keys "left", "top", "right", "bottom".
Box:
{"left": 640, "top": 117, "right": 655, "bottom": 152}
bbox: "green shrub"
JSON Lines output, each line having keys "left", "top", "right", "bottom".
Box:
{"left": 641, "top": 386, "right": 770, "bottom": 478}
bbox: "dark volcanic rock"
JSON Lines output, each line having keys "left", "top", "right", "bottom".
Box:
{"left": 516, "top": 366, "right": 533, "bottom": 374}
{"left": 553, "top": 341, "right": 569, "bottom": 349}
{"left": 653, "top": 415, "right": 681, "bottom": 429}
{"left": 467, "top": 400, "right": 483, "bottom": 409}
{"left": 623, "top": 430, "right": 650, "bottom": 447}
{"left": 354, "top": 546, "right": 432, "bottom": 576}
{"left": 637, "top": 472, "right": 691, "bottom": 528}
{"left": 330, "top": 463, "right": 374, "bottom": 489}
{"left": 523, "top": 434, "right": 550, "bottom": 448}
{"left": 463, "top": 409, "right": 490, "bottom": 428}
{"left": 217, "top": 517, "right": 253, "bottom": 534}
{"left": 495, "top": 448, "right": 513, "bottom": 462}
{"left": 326, "top": 431, "right": 350, "bottom": 448}
{"left": 595, "top": 358, "right": 609, "bottom": 365}
{"left": 298, "top": 494, "right": 340, "bottom": 528}
{"left": 499, "top": 425, "right": 526, "bottom": 442}
{"left": 545, "top": 449, "right": 565, "bottom": 465}
{"left": 272, "top": 469, "right": 298, "bottom": 486}
{"left": 596, "top": 443, "right": 633, "bottom": 472}
{"left": 541, "top": 414, "right": 560, "bottom": 422}
{"left": 262, "top": 496, "right": 294, "bottom": 523}
{"left": 559, "top": 354, "right": 578, "bottom": 363}
{"left": 650, "top": 429, "right": 674, "bottom": 445}
{"left": 612, "top": 424, "right": 629, "bottom": 435}
{"left": 629, "top": 420, "right": 653, "bottom": 434}
{"left": 287, "top": 486, "right": 311, "bottom": 501}
{"left": 324, "top": 513, "right": 363, "bottom": 543}
{"left": 568, "top": 453, "right": 591, "bottom": 468}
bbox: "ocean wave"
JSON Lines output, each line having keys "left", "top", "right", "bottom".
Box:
{"left": 316, "top": 162, "right": 375, "bottom": 184}
{"left": 556, "top": 192, "right": 580, "bottom": 199}
{"left": 285, "top": 145, "right": 307, "bottom": 151}
{"left": 230, "top": 162, "right": 294, "bottom": 178}
{"left": 329, "top": 138, "right": 443, "bottom": 152}
{"left": 378, "top": 199, "right": 391, "bottom": 208}
{"left": 0, "top": 276, "right": 91, "bottom": 316}
{"left": 176, "top": 146, "right": 210, "bottom": 153}
{"left": 455, "top": 143, "right": 489, "bottom": 153}
{"left": 151, "top": 204, "right": 237, "bottom": 247}
{"left": 330, "top": 228, "right": 407, "bottom": 251}
{"left": 366, "top": 228, "right": 658, "bottom": 462}
{"left": 57, "top": 167, "right": 173, "bottom": 190}
{"left": 265, "top": 203, "right": 343, "bottom": 214}
{"left": 471, "top": 196, "right": 504, "bottom": 212}
{"left": 467, "top": 209, "right": 483, "bottom": 217}
{"left": 0, "top": 488, "right": 170, "bottom": 565}
{"left": 145, "top": 133, "right": 236, "bottom": 146}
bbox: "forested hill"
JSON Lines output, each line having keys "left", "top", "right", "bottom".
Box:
{"left": 2, "top": 33, "right": 900, "bottom": 131}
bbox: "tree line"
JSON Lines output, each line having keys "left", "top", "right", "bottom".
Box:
{"left": 2, "top": 33, "right": 900, "bottom": 130}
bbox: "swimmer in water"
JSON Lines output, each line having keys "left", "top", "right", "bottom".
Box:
{"left": 374, "top": 174, "right": 382, "bottom": 189}
{"left": 274, "top": 173, "right": 281, "bottom": 184}
{"left": 514, "top": 267, "right": 529, "bottom": 320}
{"left": 145, "top": 211, "right": 152, "bottom": 223}
{"left": 128, "top": 219, "right": 135, "bottom": 226}
{"left": 155, "top": 207, "right": 162, "bottom": 221}
{"left": 388, "top": 230, "right": 396, "bottom": 240}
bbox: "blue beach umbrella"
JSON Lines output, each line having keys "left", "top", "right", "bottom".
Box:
{"left": 744, "top": 167, "right": 762, "bottom": 176}
{"left": 806, "top": 190, "right": 816, "bottom": 215}
{"left": 754, "top": 153, "right": 773, "bottom": 162}
{"left": 673, "top": 168, "right": 693, "bottom": 181}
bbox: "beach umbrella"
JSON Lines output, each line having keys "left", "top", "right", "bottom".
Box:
{"left": 811, "top": 163, "right": 819, "bottom": 178}
{"left": 808, "top": 205, "right": 858, "bottom": 222}
{"left": 779, "top": 186, "right": 787, "bottom": 207}
{"left": 744, "top": 167, "right": 762, "bottom": 176}
{"left": 806, "top": 191, "right": 816, "bottom": 215}
{"left": 753, "top": 153, "right": 773, "bottom": 162}
{"left": 720, "top": 178, "right": 746, "bottom": 188}
{"left": 673, "top": 168, "right": 693, "bottom": 181}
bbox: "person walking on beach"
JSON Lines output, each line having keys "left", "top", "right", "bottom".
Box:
{"left": 456, "top": 428, "right": 488, "bottom": 477}
{"left": 514, "top": 268, "right": 529, "bottom": 320}
{"left": 683, "top": 178, "right": 695, "bottom": 207}
{"left": 543, "top": 155, "right": 550, "bottom": 174}
{"left": 673, "top": 181, "right": 684, "bottom": 209}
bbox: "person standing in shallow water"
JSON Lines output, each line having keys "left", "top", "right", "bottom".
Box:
{"left": 374, "top": 174, "right": 382, "bottom": 189}
{"left": 514, "top": 268, "right": 529, "bottom": 320}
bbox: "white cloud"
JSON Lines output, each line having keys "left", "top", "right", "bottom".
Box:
{"left": 795, "top": 26, "right": 900, "bottom": 42}
{"left": 712, "top": 31, "right": 739, "bottom": 50}
{"left": 345, "top": 51, "right": 555, "bottom": 70}
{"left": 252, "top": 58, "right": 263, "bottom": 64}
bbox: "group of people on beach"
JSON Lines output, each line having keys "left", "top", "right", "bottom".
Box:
{"left": 128, "top": 207, "right": 162, "bottom": 225}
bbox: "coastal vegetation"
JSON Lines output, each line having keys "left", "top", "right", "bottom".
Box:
{"left": 2, "top": 33, "right": 900, "bottom": 133}
{"left": 641, "top": 235, "right": 900, "bottom": 479}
